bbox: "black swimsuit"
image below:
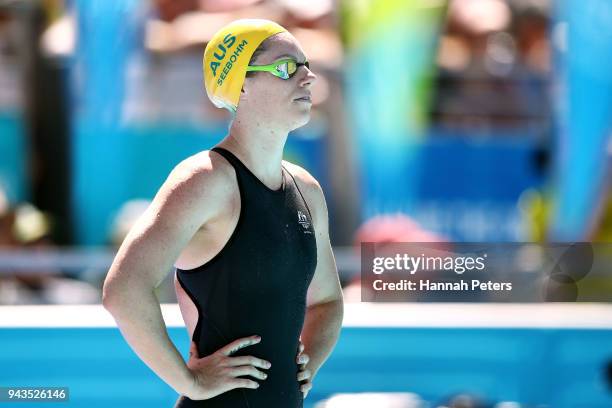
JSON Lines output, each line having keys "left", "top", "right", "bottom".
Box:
{"left": 174, "top": 147, "right": 317, "bottom": 407}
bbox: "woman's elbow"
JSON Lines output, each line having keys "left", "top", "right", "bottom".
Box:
{"left": 102, "top": 278, "right": 120, "bottom": 311}
{"left": 101, "top": 272, "right": 129, "bottom": 312}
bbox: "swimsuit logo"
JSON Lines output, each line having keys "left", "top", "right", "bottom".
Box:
{"left": 297, "top": 210, "right": 312, "bottom": 234}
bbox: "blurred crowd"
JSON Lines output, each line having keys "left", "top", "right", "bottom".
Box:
{"left": 431, "top": 0, "right": 551, "bottom": 134}
{"left": 0, "top": 185, "right": 99, "bottom": 304}
{"left": 0, "top": 0, "right": 558, "bottom": 305}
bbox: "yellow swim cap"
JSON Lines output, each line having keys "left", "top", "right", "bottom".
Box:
{"left": 203, "top": 19, "right": 287, "bottom": 112}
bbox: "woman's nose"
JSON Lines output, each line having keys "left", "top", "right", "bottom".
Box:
{"left": 299, "top": 66, "right": 317, "bottom": 86}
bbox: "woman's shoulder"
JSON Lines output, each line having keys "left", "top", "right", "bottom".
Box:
{"left": 159, "top": 150, "right": 238, "bottom": 211}
{"left": 282, "top": 160, "right": 322, "bottom": 193}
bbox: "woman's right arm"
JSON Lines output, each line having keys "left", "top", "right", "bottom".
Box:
{"left": 102, "top": 159, "right": 223, "bottom": 397}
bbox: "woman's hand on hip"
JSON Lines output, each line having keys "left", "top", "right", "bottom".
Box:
{"left": 185, "top": 335, "right": 271, "bottom": 400}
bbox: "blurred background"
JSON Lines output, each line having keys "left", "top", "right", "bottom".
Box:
{"left": 0, "top": 0, "right": 611, "bottom": 407}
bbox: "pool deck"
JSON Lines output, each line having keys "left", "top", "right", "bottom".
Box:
{"left": 0, "top": 303, "right": 610, "bottom": 328}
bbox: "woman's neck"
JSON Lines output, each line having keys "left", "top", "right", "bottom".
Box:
{"left": 217, "top": 119, "right": 289, "bottom": 183}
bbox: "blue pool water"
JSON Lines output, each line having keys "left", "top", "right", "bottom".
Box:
{"left": 2, "top": 326, "right": 612, "bottom": 407}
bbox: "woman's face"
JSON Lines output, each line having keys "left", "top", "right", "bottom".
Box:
{"left": 239, "top": 32, "right": 317, "bottom": 131}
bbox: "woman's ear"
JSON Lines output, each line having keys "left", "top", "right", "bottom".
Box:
{"left": 240, "top": 79, "right": 250, "bottom": 95}
{"left": 240, "top": 77, "right": 249, "bottom": 94}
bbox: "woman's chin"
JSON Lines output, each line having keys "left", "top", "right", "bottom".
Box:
{"left": 290, "top": 112, "right": 311, "bottom": 130}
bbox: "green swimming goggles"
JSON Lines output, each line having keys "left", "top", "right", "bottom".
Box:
{"left": 246, "top": 58, "right": 310, "bottom": 80}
